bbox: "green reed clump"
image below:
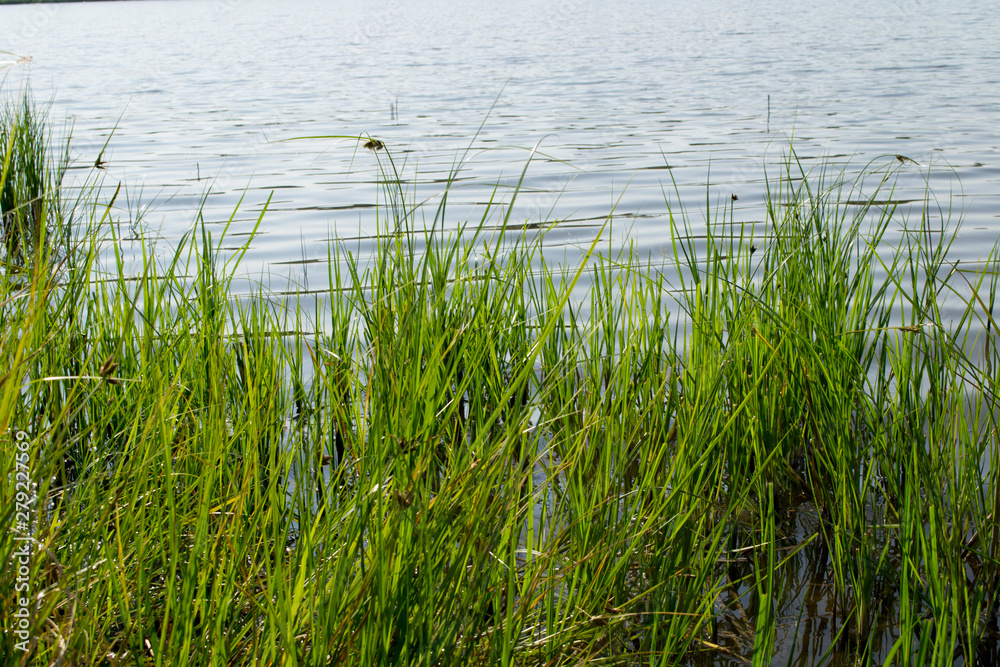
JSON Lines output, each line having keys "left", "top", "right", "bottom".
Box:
{"left": 1, "top": 97, "right": 999, "bottom": 666}
{"left": 664, "top": 154, "right": 1000, "bottom": 664}
{"left": 0, "top": 90, "right": 68, "bottom": 271}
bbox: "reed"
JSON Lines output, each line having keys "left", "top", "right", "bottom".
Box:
{"left": 1, "top": 93, "right": 998, "bottom": 666}
{"left": 0, "top": 89, "right": 69, "bottom": 274}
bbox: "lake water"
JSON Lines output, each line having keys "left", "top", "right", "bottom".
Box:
{"left": 2, "top": 0, "right": 999, "bottom": 301}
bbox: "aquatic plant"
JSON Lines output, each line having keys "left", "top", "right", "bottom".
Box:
{"left": 0, "top": 89, "right": 67, "bottom": 271}
{"left": 1, "top": 94, "right": 998, "bottom": 666}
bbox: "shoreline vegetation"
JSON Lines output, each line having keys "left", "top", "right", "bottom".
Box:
{"left": 2, "top": 92, "right": 999, "bottom": 665}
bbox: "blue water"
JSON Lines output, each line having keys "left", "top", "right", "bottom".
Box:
{"left": 4, "top": 1, "right": 1000, "bottom": 663}
{"left": 2, "top": 0, "right": 998, "bottom": 295}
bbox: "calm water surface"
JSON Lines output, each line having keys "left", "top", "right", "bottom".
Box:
{"left": 2, "top": 0, "right": 998, "bottom": 295}
{"left": 3, "top": 2, "right": 999, "bottom": 664}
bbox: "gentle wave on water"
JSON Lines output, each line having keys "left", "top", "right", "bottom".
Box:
{"left": 2, "top": 0, "right": 997, "bottom": 293}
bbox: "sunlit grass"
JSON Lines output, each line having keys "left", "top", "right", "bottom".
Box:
{"left": 1, "top": 92, "right": 999, "bottom": 666}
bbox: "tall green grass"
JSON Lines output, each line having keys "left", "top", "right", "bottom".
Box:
{"left": 0, "top": 89, "right": 68, "bottom": 272}
{"left": 2, "top": 94, "right": 999, "bottom": 666}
